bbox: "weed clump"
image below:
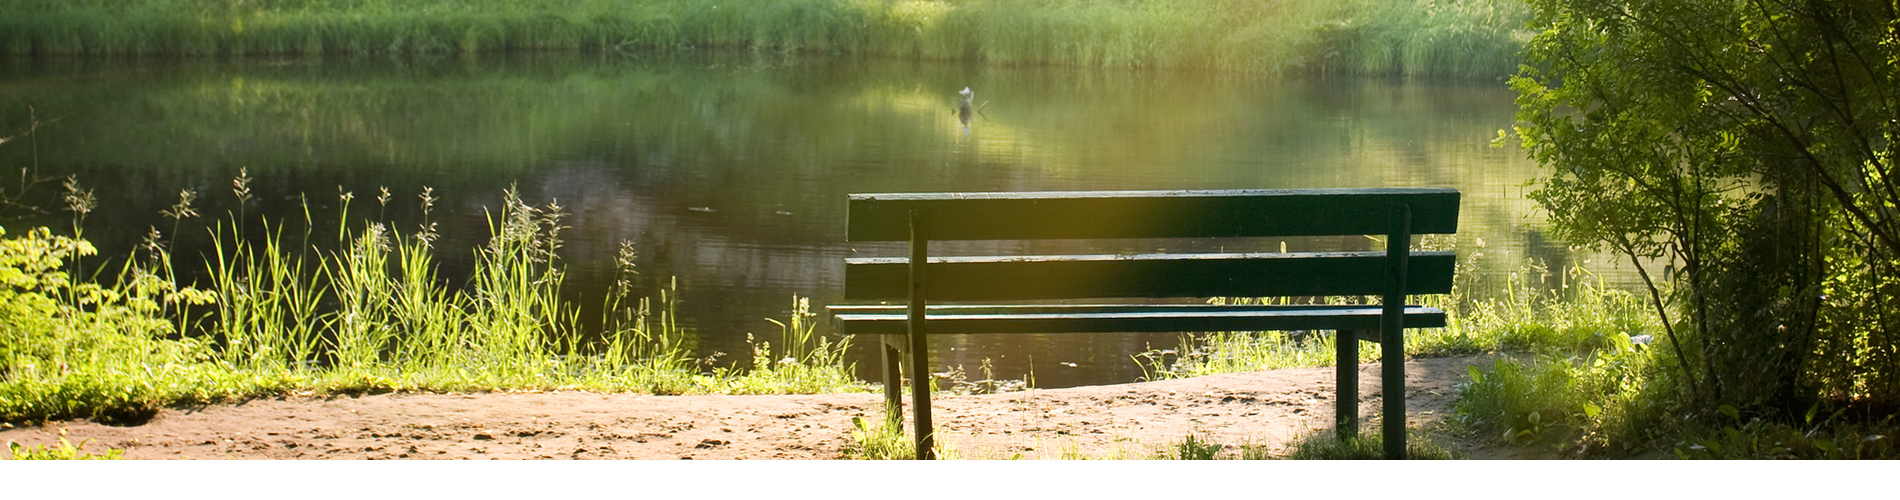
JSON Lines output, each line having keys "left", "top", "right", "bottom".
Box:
{"left": 843, "top": 415, "right": 957, "bottom": 460}
{"left": 7, "top": 430, "right": 124, "bottom": 460}
{"left": 1285, "top": 430, "right": 1457, "bottom": 460}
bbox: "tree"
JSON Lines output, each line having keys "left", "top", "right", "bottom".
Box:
{"left": 1512, "top": 0, "right": 1900, "bottom": 415}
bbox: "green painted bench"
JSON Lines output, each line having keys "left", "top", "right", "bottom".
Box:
{"left": 825, "top": 188, "right": 1459, "bottom": 459}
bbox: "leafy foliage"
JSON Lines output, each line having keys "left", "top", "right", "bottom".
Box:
{"left": 0, "top": 226, "right": 220, "bottom": 423}
{"left": 7, "top": 435, "right": 124, "bottom": 460}
{"left": 1512, "top": 0, "right": 1900, "bottom": 422}
{"left": 1672, "top": 405, "right": 1897, "bottom": 459}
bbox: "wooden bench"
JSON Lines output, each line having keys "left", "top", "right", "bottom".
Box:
{"left": 825, "top": 188, "right": 1459, "bottom": 459}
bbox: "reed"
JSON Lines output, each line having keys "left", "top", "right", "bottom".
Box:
{"left": 0, "top": 0, "right": 1529, "bottom": 78}
{"left": 0, "top": 176, "right": 864, "bottom": 424}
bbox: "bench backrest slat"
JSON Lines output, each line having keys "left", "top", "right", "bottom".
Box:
{"left": 843, "top": 251, "right": 1455, "bottom": 301}
{"left": 846, "top": 188, "right": 1460, "bottom": 242}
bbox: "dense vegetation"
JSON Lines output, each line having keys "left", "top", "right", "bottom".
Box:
{"left": 0, "top": 0, "right": 1530, "bottom": 78}
{"left": 1486, "top": 0, "right": 1900, "bottom": 457}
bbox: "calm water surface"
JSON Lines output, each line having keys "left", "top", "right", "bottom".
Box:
{"left": 0, "top": 53, "right": 1587, "bottom": 388}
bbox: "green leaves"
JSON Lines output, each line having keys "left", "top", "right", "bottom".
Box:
{"left": 1517, "top": 0, "right": 1900, "bottom": 419}
{"left": 6, "top": 437, "right": 124, "bottom": 460}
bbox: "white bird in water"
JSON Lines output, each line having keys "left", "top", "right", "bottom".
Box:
{"left": 956, "top": 87, "right": 989, "bottom": 134}
{"left": 958, "top": 87, "right": 975, "bottom": 133}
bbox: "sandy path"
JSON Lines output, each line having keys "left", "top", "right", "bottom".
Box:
{"left": 0, "top": 355, "right": 1501, "bottom": 459}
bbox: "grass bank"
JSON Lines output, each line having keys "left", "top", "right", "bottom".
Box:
{"left": 0, "top": 177, "right": 864, "bottom": 425}
{"left": 0, "top": 0, "right": 1530, "bottom": 78}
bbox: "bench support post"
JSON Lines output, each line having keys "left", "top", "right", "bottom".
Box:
{"left": 907, "top": 209, "right": 936, "bottom": 460}
{"left": 881, "top": 335, "right": 903, "bottom": 426}
{"left": 1336, "top": 329, "right": 1360, "bottom": 441}
{"left": 1381, "top": 205, "right": 1412, "bottom": 459}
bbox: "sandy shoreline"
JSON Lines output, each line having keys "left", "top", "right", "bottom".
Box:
{"left": 1, "top": 355, "right": 1510, "bottom": 460}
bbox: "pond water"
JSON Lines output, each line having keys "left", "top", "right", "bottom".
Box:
{"left": 0, "top": 52, "right": 1584, "bottom": 388}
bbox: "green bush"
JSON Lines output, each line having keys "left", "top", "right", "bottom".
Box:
{"left": 1513, "top": 0, "right": 1900, "bottom": 420}
{"left": 0, "top": 226, "right": 224, "bottom": 422}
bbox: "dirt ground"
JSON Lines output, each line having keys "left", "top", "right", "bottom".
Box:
{"left": 0, "top": 355, "right": 1524, "bottom": 459}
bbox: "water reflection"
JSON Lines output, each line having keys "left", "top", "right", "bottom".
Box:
{"left": 0, "top": 52, "right": 1590, "bottom": 388}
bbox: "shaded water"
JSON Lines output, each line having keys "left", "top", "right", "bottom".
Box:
{"left": 0, "top": 52, "right": 1581, "bottom": 388}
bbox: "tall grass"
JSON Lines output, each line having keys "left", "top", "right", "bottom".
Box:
{"left": 1138, "top": 235, "right": 1661, "bottom": 379}
{"left": 1454, "top": 323, "right": 1900, "bottom": 458}
{"left": 1312, "top": 0, "right": 1530, "bottom": 78}
{"left": 0, "top": 0, "right": 1529, "bottom": 78}
{"left": 843, "top": 415, "right": 959, "bottom": 460}
{"left": 0, "top": 177, "right": 864, "bottom": 424}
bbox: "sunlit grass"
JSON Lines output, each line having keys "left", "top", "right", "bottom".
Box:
{"left": 0, "top": 0, "right": 1529, "bottom": 78}
{"left": 0, "top": 178, "right": 865, "bottom": 424}
{"left": 1284, "top": 429, "right": 1457, "bottom": 459}
{"left": 1138, "top": 236, "right": 1662, "bottom": 380}
{"left": 841, "top": 415, "right": 959, "bottom": 460}
{"left": 6, "top": 429, "right": 124, "bottom": 460}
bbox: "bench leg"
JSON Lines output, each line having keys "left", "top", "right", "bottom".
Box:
{"left": 1381, "top": 204, "right": 1411, "bottom": 459}
{"left": 1382, "top": 328, "right": 1405, "bottom": 459}
{"left": 908, "top": 333, "right": 933, "bottom": 459}
{"left": 1335, "top": 329, "right": 1360, "bottom": 442}
{"left": 906, "top": 209, "right": 936, "bottom": 460}
{"left": 881, "top": 334, "right": 904, "bottom": 426}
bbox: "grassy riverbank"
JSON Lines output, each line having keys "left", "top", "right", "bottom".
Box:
{"left": 0, "top": 180, "right": 864, "bottom": 424}
{"left": 0, "top": 0, "right": 1529, "bottom": 78}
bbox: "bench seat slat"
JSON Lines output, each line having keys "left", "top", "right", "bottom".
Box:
{"left": 847, "top": 188, "right": 1460, "bottom": 241}
{"left": 844, "top": 251, "right": 1455, "bottom": 301}
{"left": 827, "top": 303, "right": 1445, "bottom": 335}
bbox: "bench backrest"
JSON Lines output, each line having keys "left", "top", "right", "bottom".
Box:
{"left": 843, "top": 188, "right": 1460, "bottom": 302}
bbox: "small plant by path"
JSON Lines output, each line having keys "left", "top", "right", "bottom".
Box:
{"left": 1284, "top": 430, "right": 1457, "bottom": 460}
{"left": 843, "top": 416, "right": 957, "bottom": 460}
{"left": 7, "top": 428, "right": 123, "bottom": 460}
